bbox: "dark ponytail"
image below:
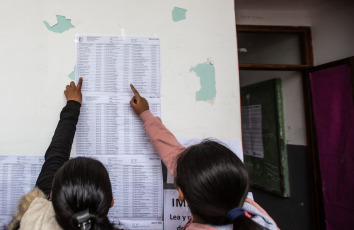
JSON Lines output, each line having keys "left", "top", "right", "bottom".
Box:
{"left": 51, "top": 157, "right": 120, "bottom": 230}
{"left": 175, "top": 140, "right": 263, "bottom": 229}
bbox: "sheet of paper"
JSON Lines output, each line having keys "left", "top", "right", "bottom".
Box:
{"left": 75, "top": 35, "right": 163, "bottom": 229}
{"left": 167, "top": 138, "right": 243, "bottom": 184}
{"left": 164, "top": 189, "right": 191, "bottom": 230}
{"left": 118, "top": 220, "right": 163, "bottom": 230}
{"left": 0, "top": 156, "right": 44, "bottom": 226}
{"left": 76, "top": 96, "right": 160, "bottom": 155}
{"left": 241, "top": 105, "right": 264, "bottom": 158}
{"left": 90, "top": 155, "right": 163, "bottom": 221}
{"left": 75, "top": 35, "right": 160, "bottom": 156}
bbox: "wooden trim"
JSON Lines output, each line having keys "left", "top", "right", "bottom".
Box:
{"left": 299, "top": 27, "right": 314, "bottom": 66}
{"left": 304, "top": 28, "right": 314, "bottom": 66}
{"left": 239, "top": 64, "right": 310, "bottom": 71}
{"left": 237, "top": 25, "right": 321, "bottom": 228}
{"left": 237, "top": 25, "right": 311, "bottom": 33}
{"left": 310, "top": 56, "right": 354, "bottom": 71}
{"left": 236, "top": 25, "right": 314, "bottom": 66}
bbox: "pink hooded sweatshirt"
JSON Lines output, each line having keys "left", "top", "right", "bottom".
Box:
{"left": 140, "top": 110, "right": 279, "bottom": 230}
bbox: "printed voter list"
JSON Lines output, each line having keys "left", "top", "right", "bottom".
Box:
{"left": 75, "top": 35, "right": 163, "bottom": 229}
{"left": 0, "top": 156, "right": 44, "bottom": 225}
{"left": 75, "top": 35, "right": 160, "bottom": 156}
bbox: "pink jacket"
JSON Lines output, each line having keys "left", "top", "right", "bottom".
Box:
{"left": 140, "top": 110, "right": 278, "bottom": 230}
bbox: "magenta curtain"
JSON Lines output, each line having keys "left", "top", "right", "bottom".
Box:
{"left": 310, "top": 64, "right": 354, "bottom": 229}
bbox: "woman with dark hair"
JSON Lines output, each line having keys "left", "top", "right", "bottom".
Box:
{"left": 130, "top": 85, "right": 278, "bottom": 230}
{"left": 8, "top": 79, "right": 119, "bottom": 230}
{"left": 51, "top": 157, "right": 116, "bottom": 230}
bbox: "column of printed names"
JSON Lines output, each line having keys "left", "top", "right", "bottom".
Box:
{"left": 76, "top": 36, "right": 163, "bottom": 230}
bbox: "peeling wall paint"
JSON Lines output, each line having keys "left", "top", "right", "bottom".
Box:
{"left": 172, "top": 7, "right": 187, "bottom": 22}
{"left": 190, "top": 63, "right": 216, "bottom": 102}
{"left": 68, "top": 66, "right": 76, "bottom": 80}
{"left": 43, "top": 15, "right": 74, "bottom": 33}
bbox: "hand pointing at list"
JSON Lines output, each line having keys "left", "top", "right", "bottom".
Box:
{"left": 130, "top": 84, "right": 149, "bottom": 115}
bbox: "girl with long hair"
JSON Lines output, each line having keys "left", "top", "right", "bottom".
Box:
{"left": 9, "top": 79, "right": 119, "bottom": 230}
{"left": 130, "top": 84, "right": 278, "bottom": 230}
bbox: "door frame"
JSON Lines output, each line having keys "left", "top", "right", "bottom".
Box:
{"left": 236, "top": 25, "right": 327, "bottom": 229}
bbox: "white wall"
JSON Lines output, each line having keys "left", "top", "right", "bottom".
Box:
{"left": 311, "top": 1, "right": 354, "bottom": 65}
{"left": 0, "top": 0, "right": 241, "bottom": 156}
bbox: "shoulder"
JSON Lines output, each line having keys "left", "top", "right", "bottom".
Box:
{"left": 8, "top": 187, "right": 47, "bottom": 230}
{"left": 243, "top": 198, "right": 278, "bottom": 230}
{"left": 8, "top": 187, "right": 62, "bottom": 230}
{"left": 19, "top": 195, "right": 62, "bottom": 230}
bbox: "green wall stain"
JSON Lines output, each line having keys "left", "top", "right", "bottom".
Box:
{"left": 190, "top": 63, "right": 216, "bottom": 101}
{"left": 172, "top": 7, "right": 187, "bottom": 22}
{"left": 68, "top": 66, "right": 76, "bottom": 80}
{"left": 44, "top": 15, "right": 74, "bottom": 33}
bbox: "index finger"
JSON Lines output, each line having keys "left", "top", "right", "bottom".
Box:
{"left": 130, "top": 84, "right": 141, "bottom": 98}
{"left": 77, "top": 77, "right": 83, "bottom": 90}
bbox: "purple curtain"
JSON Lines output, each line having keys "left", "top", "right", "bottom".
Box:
{"left": 310, "top": 64, "right": 354, "bottom": 230}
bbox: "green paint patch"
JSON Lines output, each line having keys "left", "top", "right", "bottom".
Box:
{"left": 172, "top": 7, "right": 187, "bottom": 22}
{"left": 44, "top": 15, "right": 74, "bottom": 33}
{"left": 190, "top": 63, "right": 216, "bottom": 102}
{"left": 68, "top": 66, "right": 76, "bottom": 80}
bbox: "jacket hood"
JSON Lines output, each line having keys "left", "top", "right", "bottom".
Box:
{"left": 8, "top": 187, "right": 62, "bottom": 230}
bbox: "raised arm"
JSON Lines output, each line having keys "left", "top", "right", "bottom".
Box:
{"left": 130, "top": 84, "right": 185, "bottom": 175}
{"left": 35, "top": 78, "right": 83, "bottom": 197}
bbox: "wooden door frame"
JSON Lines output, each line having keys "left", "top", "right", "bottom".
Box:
{"left": 236, "top": 25, "right": 325, "bottom": 230}
{"left": 236, "top": 25, "right": 313, "bottom": 70}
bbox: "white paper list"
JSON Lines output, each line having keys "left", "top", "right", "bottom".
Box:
{"left": 0, "top": 156, "right": 44, "bottom": 226}
{"left": 118, "top": 220, "right": 163, "bottom": 230}
{"left": 76, "top": 36, "right": 160, "bottom": 97}
{"left": 76, "top": 97, "right": 160, "bottom": 155}
{"left": 76, "top": 36, "right": 160, "bottom": 156}
{"left": 75, "top": 35, "right": 163, "bottom": 229}
{"left": 93, "top": 155, "right": 163, "bottom": 221}
{"left": 241, "top": 105, "right": 264, "bottom": 158}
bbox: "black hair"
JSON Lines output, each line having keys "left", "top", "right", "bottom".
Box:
{"left": 175, "top": 140, "right": 263, "bottom": 230}
{"left": 51, "top": 157, "right": 119, "bottom": 230}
